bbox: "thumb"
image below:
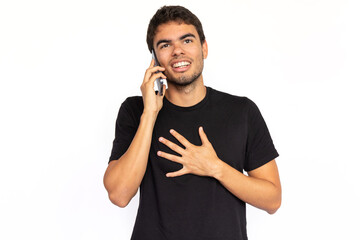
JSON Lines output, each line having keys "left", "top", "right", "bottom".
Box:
{"left": 161, "top": 83, "right": 167, "bottom": 98}
{"left": 199, "top": 126, "right": 210, "bottom": 145}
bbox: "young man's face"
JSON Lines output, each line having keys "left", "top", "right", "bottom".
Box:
{"left": 153, "top": 21, "right": 208, "bottom": 87}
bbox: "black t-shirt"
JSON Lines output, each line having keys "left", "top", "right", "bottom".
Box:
{"left": 109, "top": 86, "right": 279, "bottom": 240}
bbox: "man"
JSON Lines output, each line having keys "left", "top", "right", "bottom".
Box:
{"left": 104, "top": 5, "right": 281, "bottom": 240}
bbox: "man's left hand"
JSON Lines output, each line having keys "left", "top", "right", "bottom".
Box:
{"left": 157, "top": 127, "right": 222, "bottom": 178}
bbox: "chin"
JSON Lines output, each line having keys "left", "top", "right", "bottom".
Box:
{"left": 167, "top": 77, "right": 197, "bottom": 87}
{"left": 167, "top": 71, "right": 202, "bottom": 87}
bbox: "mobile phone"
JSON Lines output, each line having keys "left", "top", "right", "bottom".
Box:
{"left": 151, "top": 50, "right": 168, "bottom": 96}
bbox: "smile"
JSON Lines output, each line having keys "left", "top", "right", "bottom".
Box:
{"left": 172, "top": 61, "right": 191, "bottom": 68}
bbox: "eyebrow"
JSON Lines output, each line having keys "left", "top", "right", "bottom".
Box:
{"left": 180, "top": 33, "right": 196, "bottom": 40}
{"left": 156, "top": 33, "right": 196, "bottom": 48}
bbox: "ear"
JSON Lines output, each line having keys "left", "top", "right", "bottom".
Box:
{"left": 202, "top": 40, "right": 208, "bottom": 59}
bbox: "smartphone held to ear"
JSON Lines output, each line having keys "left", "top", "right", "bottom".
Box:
{"left": 152, "top": 50, "right": 168, "bottom": 96}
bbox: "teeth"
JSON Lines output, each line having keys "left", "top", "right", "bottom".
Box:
{"left": 173, "top": 61, "right": 190, "bottom": 68}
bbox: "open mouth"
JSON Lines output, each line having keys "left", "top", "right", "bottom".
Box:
{"left": 171, "top": 61, "right": 191, "bottom": 72}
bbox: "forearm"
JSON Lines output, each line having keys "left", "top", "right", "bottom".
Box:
{"left": 104, "top": 112, "right": 157, "bottom": 207}
{"left": 213, "top": 161, "right": 281, "bottom": 214}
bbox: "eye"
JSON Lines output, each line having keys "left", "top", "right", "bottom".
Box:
{"left": 160, "top": 43, "right": 170, "bottom": 49}
{"left": 184, "top": 39, "right": 193, "bottom": 44}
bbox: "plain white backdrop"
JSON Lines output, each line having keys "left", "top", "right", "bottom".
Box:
{"left": 1, "top": 0, "right": 359, "bottom": 239}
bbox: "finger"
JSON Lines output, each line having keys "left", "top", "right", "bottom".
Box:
{"left": 166, "top": 168, "right": 188, "bottom": 177}
{"left": 157, "top": 151, "right": 182, "bottom": 163}
{"left": 144, "top": 61, "right": 155, "bottom": 82}
{"left": 148, "top": 72, "right": 167, "bottom": 84}
{"left": 148, "top": 58, "right": 165, "bottom": 70}
{"left": 149, "top": 58, "right": 155, "bottom": 68}
{"left": 149, "top": 65, "right": 166, "bottom": 73}
{"left": 143, "top": 66, "right": 166, "bottom": 84}
{"left": 199, "top": 126, "right": 210, "bottom": 145}
{"left": 160, "top": 83, "right": 167, "bottom": 98}
{"left": 144, "top": 73, "right": 167, "bottom": 90}
{"left": 143, "top": 73, "right": 167, "bottom": 92}
{"left": 169, "top": 129, "right": 192, "bottom": 148}
{"left": 159, "top": 137, "right": 185, "bottom": 155}
{"left": 144, "top": 66, "right": 166, "bottom": 83}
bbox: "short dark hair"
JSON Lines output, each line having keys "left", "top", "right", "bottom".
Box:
{"left": 146, "top": 5, "right": 206, "bottom": 52}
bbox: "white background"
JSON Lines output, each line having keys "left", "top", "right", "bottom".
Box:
{"left": 1, "top": 0, "right": 359, "bottom": 239}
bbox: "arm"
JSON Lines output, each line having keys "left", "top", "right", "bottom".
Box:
{"left": 214, "top": 159, "right": 281, "bottom": 214}
{"left": 103, "top": 59, "right": 167, "bottom": 208}
{"left": 104, "top": 112, "right": 157, "bottom": 208}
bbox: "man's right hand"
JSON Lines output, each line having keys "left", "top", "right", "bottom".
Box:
{"left": 140, "top": 59, "right": 167, "bottom": 115}
{"left": 104, "top": 59, "right": 167, "bottom": 208}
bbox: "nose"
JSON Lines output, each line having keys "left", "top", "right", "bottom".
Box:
{"left": 171, "top": 42, "right": 184, "bottom": 56}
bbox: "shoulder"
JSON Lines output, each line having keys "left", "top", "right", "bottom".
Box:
{"left": 208, "top": 87, "right": 255, "bottom": 111}
{"left": 122, "top": 96, "right": 143, "bottom": 108}
{"left": 116, "top": 95, "right": 143, "bottom": 121}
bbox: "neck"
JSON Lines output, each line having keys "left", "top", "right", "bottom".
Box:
{"left": 164, "top": 77, "right": 207, "bottom": 107}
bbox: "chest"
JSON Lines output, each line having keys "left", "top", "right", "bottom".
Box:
{"left": 150, "top": 109, "right": 248, "bottom": 174}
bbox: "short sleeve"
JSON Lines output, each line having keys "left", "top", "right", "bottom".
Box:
{"left": 108, "top": 98, "right": 141, "bottom": 163}
{"left": 244, "top": 98, "right": 279, "bottom": 172}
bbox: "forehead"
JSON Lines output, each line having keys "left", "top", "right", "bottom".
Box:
{"left": 154, "top": 21, "right": 199, "bottom": 41}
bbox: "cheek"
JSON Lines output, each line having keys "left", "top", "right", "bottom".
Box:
{"left": 191, "top": 46, "right": 205, "bottom": 59}
{"left": 157, "top": 50, "right": 172, "bottom": 66}
{"left": 194, "top": 49, "right": 205, "bottom": 62}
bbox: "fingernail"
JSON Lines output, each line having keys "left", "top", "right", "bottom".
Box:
{"left": 159, "top": 137, "right": 163, "bottom": 142}
{"left": 157, "top": 151, "right": 161, "bottom": 156}
{"left": 170, "top": 129, "right": 174, "bottom": 133}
